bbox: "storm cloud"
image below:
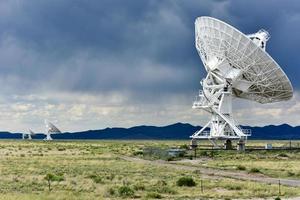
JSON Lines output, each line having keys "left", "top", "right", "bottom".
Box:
{"left": 0, "top": 0, "right": 299, "bottom": 132}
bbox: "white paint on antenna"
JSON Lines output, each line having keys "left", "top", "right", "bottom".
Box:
{"left": 190, "top": 17, "right": 293, "bottom": 150}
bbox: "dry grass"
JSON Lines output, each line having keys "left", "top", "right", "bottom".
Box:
{"left": 0, "top": 140, "right": 298, "bottom": 199}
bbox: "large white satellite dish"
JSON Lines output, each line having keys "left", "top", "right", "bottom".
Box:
{"left": 44, "top": 120, "right": 62, "bottom": 141}
{"left": 190, "top": 17, "right": 293, "bottom": 150}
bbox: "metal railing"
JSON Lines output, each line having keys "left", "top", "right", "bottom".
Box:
{"left": 191, "top": 130, "right": 210, "bottom": 138}
{"left": 242, "top": 129, "right": 251, "bottom": 136}
{"left": 193, "top": 90, "right": 207, "bottom": 108}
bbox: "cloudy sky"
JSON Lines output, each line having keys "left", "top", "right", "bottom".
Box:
{"left": 0, "top": 0, "right": 299, "bottom": 132}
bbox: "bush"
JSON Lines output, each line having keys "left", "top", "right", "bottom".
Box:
{"left": 107, "top": 187, "right": 116, "bottom": 196}
{"left": 154, "top": 180, "right": 167, "bottom": 187}
{"left": 198, "top": 150, "right": 215, "bottom": 158}
{"left": 278, "top": 153, "right": 288, "bottom": 157}
{"left": 133, "top": 150, "right": 143, "bottom": 156}
{"left": 57, "top": 147, "right": 66, "bottom": 151}
{"left": 44, "top": 173, "right": 64, "bottom": 182}
{"left": 287, "top": 171, "right": 295, "bottom": 176}
{"left": 236, "top": 165, "right": 246, "bottom": 170}
{"left": 44, "top": 173, "right": 64, "bottom": 191}
{"left": 118, "top": 185, "right": 135, "bottom": 197}
{"left": 150, "top": 185, "right": 176, "bottom": 194}
{"left": 225, "top": 185, "right": 242, "bottom": 190}
{"left": 149, "top": 180, "right": 176, "bottom": 194}
{"left": 199, "top": 150, "right": 209, "bottom": 157}
{"left": 178, "top": 152, "right": 185, "bottom": 157}
{"left": 106, "top": 173, "right": 115, "bottom": 180}
{"left": 176, "top": 177, "right": 196, "bottom": 187}
{"left": 88, "top": 174, "right": 103, "bottom": 183}
{"left": 133, "top": 183, "right": 145, "bottom": 191}
{"left": 166, "top": 156, "right": 175, "bottom": 161}
{"left": 249, "top": 168, "right": 260, "bottom": 173}
{"left": 274, "top": 197, "right": 281, "bottom": 200}
{"left": 146, "top": 192, "right": 162, "bottom": 199}
{"left": 179, "top": 144, "right": 189, "bottom": 150}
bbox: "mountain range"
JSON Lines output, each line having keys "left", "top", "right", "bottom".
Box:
{"left": 1, "top": 123, "right": 300, "bottom": 140}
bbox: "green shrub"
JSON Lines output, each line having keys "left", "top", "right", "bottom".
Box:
{"left": 178, "top": 152, "right": 185, "bottom": 157}
{"left": 154, "top": 180, "right": 167, "bottom": 187}
{"left": 179, "top": 144, "right": 189, "bottom": 150}
{"left": 249, "top": 168, "right": 260, "bottom": 173}
{"left": 155, "top": 186, "right": 176, "bottom": 194}
{"left": 287, "top": 171, "right": 295, "bottom": 176}
{"left": 278, "top": 153, "right": 288, "bottom": 157}
{"left": 198, "top": 150, "right": 215, "bottom": 158}
{"left": 225, "top": 185, "right": 242, "bottom": 190}
{"left": 57, "top": 147, "right": 66, "bottom": 151}
{"left": 44, "top": 173, "right": 64, "bottom": 182}
{"left": 133, "top": 150, "right": 143, "bottom": 156}
{"left": 199, "top": 150, "right": 209, "bottom": 157}
{"left": 107, "top": 187, "right": 116, "bottom": 196}
{"left": 133, "top": 183, "right": 145, "bottom": 191}
{"left": 52, "top": 176, "right": 63, "bottom": 182}
{"left": 176, "top": 177, "right": 196, "bottom": 187}
{"left": 118, "top": 185, "right": 135, "bottom": 197}
{"left": 146, "top": 192, "right": 162, "bottom": 199}
{"left": 236, "top": 165, "right": 246, "bottom": 170}
{"left": 274, "top": 197, "right": 281, "bottom": 200}
{"left": 88, "top": 174, "right": 103, "bottom": 183}
{"left": 149, "top": 180, "right": 176, "bottom": 194}
{"left": 166, "top": 156, "right": 175, "bottom": 161}
{"left": 44, "top": 173, "right": 64, "bottom": 191}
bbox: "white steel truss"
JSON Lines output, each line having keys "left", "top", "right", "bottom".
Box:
{"left": 191, "top": 72, "right": 251, "bottom": 141}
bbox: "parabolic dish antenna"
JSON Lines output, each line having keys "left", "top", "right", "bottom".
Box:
{"left": 22, "top": 129, "right": 35, "bottom": 140}
{"left": 190, "top": 17, "right": 293, "bottom": 150}
{"left": 44, "top": 120, "right": 62, "bottom": 141}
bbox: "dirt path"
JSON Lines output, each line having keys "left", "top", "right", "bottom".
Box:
{"left": 120, "top": 156, "right": 300, "bottom": 187}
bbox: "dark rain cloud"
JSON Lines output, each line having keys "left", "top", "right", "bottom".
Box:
{"left": 0, "top": 0, "right": 298, "bottom": 101}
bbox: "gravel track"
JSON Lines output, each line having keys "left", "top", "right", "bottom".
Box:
{"left": 120, "top": 156, "right": 300, "bottom": 187}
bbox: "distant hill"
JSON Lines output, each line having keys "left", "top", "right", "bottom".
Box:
{"left": 242, "top": 124, "right": 300, "bottom": 140}
{"left": 2, "top": 123, "right": 300, "bottom": 140}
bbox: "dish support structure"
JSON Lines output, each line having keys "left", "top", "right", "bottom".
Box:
{"left": 190, "top": 71, "right": 251, "bottom": 150}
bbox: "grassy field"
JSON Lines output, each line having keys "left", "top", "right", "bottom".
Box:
{"left": 0, "top": 140, "right": 299, "bottom": 199}
{"left": 179, "top": 140, "right": 300, "bottom": 180}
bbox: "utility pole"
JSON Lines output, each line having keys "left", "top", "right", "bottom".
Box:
{"left": 278, "top": 179, "right": 281, "bottom": 196}
{"left": 201, "top": 180, "right": 203, "bottom": 193}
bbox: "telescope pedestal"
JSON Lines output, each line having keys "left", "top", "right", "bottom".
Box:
{"left": 237, "top": 140, "right": 246, "bottom": 151}
{"left": 191, "top": 75, "right": 250, "bottom": 151}
{"left": 44, "top": 134, "right": 53, "bottom": 141}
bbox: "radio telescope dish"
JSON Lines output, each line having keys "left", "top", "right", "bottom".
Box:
{"left": 44, "top": 120, "right": 62, "bottom": 141}
{"left": 190, "top": 17, "right": 293, "bottom": 150}
{"left": 22, "top": 129, "right": 35, "bottom": 140}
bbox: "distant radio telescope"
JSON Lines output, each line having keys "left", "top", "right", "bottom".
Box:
{"left": 190, "top": 17, "right": 293, "bottom": 150}
{"left": 22, "top": 129, "right": 35, "bottom": 140}
{"left": 44, "top": 120, "right": 62, "bottom": 140}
